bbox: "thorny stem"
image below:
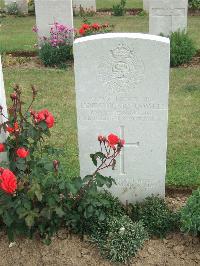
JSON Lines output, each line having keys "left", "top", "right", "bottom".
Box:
{"left": 73, "top": 146, "right": 121, "bottom": 208}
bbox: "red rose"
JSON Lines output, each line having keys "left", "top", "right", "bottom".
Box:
{"left": 6, "top": 122, "right": 19, "bottom": 134}
{"left": 37, "top": 111, "right": 46, "bottom": 121}
{"left": 0, "top": 168, "right": 17, "bottom": 194}
{"left": 33, "top": 109, "right": 55, "bottom": 128}
{"left": 92, "top": 23, "right": 100, "bottom": 30}
{"left": 0, "top": 144, "right": 5, "bottom": 152}
{"left": 45, "top": 113, "right": 55, "bottom": 128}
{"left": 79, "top": 28, "right": 85, "bottom": 36}
{"left": 82, "top": 24, "right": 90, "bottom": 30}
{"left": 16, "top": 147, "right": 29, "bottom": 158}
{"left": 108, "top": 133, "right": 120, "bottom": 148}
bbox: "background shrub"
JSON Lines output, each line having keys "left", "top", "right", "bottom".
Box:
{"left": 170, "top": 31, "right": 196, "bottom": 67}
{"left": 28, "top": 0, "right": 35, "bottom": 15}
{"left": 39, "top": 43, "right": 73, "bottom": 67}
{"left": 6, "top": 2, "right": 19, "bottom": 15}
{"left": 112, "top": 0, "right": 126, "bottom": 16}
{"left": 188, "top": 0, "right": 200, "bottom": 9}
{"left": 91, "top": 215, "right": 148, "bottom": 263}
{"left": 130, "top": 196, "right": 179, "bottom": 238}
{"left": 180, "top": 188, "right": 200, "bottom": 236}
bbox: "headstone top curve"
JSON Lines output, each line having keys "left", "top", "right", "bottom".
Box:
{"left": 74, "top": 33, "right": 170, "bottom": 45}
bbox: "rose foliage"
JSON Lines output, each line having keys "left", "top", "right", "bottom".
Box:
{"left": 0, "top": 85, "right": 124, "bottom": 243}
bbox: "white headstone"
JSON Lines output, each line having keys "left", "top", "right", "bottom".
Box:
{"left": 74, "top": 33, "right": 170, "bottom": 204}
{"left": 143, "top": 0, "right": 149, "bottom": 12}
{"left": 5, "top": 0, "right": 28, "bottom": 14}
{"left": 73, "top": 0, "right": 96, "bottom": 12}
{"left": 0, "top": 56, "right": 8, "bottom": 163}
{"left": 35, "top": 0, "right": 73, "bottom": 39}
{"left": 149, "top": 0, "right": 188, "bottom": 36}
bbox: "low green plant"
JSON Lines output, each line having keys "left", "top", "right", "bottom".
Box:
{"left": 130, "top": 196, "right": 179, "bottom": 238}
{"left": 170, "top": 31, "right": 196, "bottom": 67}
{"left": 34, "top": 22, "right": 73, "bottom": 67}
{"left": 180, "top": 188, "right": 200, "bottom": 237}
{"left": 28, "top": 0, "right": 35, "bottom": 15}
{"left": 39, "top": 43, "right": 73, "bottom": 68}
{"left": 112, "top": 0, "right": 126, "bottom": 16}
{"left": 188, "top": 0, "right": 200, "bottom": 10}
{"left": 91, "top": 215, "right": 148, "bottom": 263}
{"left": 6, "top": 2, "right": 19, "bottom": 15}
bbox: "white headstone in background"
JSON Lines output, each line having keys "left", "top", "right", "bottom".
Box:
{"left": 35, "top": 0, "right": 73, "bottom": 39}
{"left": 0, "top": 56, "right": 8, "bottom": 163}
{"left": 5, "top": 0, "right": 28, "bottom": 14}
{"left": 74, "top": 33, "right": 170, "bottom": 204}
{"left": 143, "top": 0, "right": 149, "bottom": 12}
{"left": 73, "top": 0, "right": 96, "bottom": 12}
{"left": 149, "top": 0, "right": 188, "bottom": 36}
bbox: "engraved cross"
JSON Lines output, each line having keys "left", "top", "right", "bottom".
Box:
{"left": 119, "top": 125, "right": 139, "bottom": 175}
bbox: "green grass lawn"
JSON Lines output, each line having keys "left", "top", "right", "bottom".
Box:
{"left": 0, "top": 15, "right": 200, "bottom": 53}
{"left": 2, "top": 66, "right": 200, "bottom": 187}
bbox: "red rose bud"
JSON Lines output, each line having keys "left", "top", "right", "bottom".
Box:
{"left": 0, "top": 168, "right": 17, "bottom": 194}
{"left": 119, "top": 139, "right": 125, "bottom": 147}
{"left": 0, "top": 144, "right": 5, "bottom": 152}
{"left": 10, "top": 92, "right": 17, "bottom": 101}
{"left": 98, "top": 135, "right": 103, "bottom": 142}
{"left": 107, "top": 133, "right": 120, "bottom": 148}
{"left": 16, "top": 147, "right": 29, "bottom": 158}
{"left": 102, "top": 136, "right": 107, "bottom": 143}
{"left": 53, "top": 160, "right": 59, "bottom": 172}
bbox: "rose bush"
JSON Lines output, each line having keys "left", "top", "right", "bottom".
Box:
{"left": 77, "top": 22, "right": 113, "bottom": 37}
{"left": 0, "top": 85, "right": 125, "bottom": 243}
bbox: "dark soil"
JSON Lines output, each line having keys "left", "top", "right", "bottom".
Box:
{"left": 0, "top": 192, "right": 200, "bottom": 266}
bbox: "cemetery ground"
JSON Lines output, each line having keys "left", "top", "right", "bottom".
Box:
{"left": 0, "top": 4, "right": 200, "bottom": 266}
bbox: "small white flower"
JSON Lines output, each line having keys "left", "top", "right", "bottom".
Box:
{"left": 9, "top": 242, "right": 16, "bottom": 248}
{"left": 119, "top": 226, "right": 125, "bottom": 233}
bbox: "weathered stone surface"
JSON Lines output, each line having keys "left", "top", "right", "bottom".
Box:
{"left": 74, "top": 33, "right": 170, "bottom": 203}
{"left": 35, "top": 0, "right": 73, "bottom": 38}
{"left": 149, "top": 0, "right": 188, "bottom": 36}
{"left": 0, "top": 56, "right": 8, "bottom": 162}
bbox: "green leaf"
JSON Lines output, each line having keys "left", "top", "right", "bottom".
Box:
{"left": 95, "top": 152, "right": 106, "bottom": 160}
{"left": 55, "top": 207, "right": 65, "bottom": 217}
{"left": 83, "top": 175, "right": 93, "bottom": 182}
{"left": 3, "top": 211, "right": 14, "bottom": 226}
{"left": 90, "top": 154, "right": 97, "bottom": 166}
{"left": 25, "top": 214, "right": 35, "bottom": 228}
